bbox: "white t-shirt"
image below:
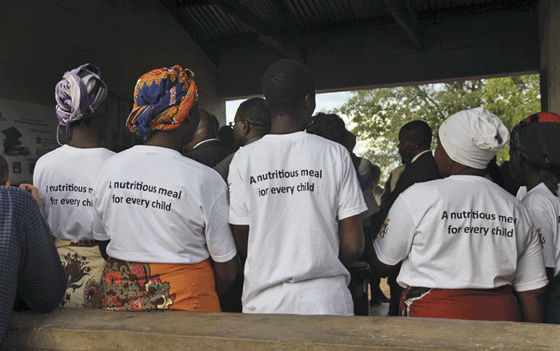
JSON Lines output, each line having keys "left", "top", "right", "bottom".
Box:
{"left": 517, "top": 186, "right": 528, "bottom": 201}
{"left": 228, "top": 131, "right": 367, "bottom": 315}
{"left": 374, "top": 175, "right": 547, "bottom": 292}
{"left": 518, "top": 185, "right": 560, "bottom": 200}
{"left": 33, "top": 145, "right": 115, "bottom": 240}
{"left": 93, "top": 145, "right": 237, "bottom": 264}
{"left": 520, "top": 183, "right": 560, "bottom": 277}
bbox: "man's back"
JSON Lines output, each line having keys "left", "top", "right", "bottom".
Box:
{"left": 228, "top": 132, "right": 366, "bottom": 314}
{"left": 381, "top": 151, "right": 441, "bottom": 215}
{"left": 185, "top": 139, "right": 234, "bottom": 168}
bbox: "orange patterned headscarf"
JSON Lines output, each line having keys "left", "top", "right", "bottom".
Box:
{"left": 126, "top": 65, "right": 197, "bottom": 140}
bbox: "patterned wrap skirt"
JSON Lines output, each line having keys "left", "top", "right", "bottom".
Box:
{"left": 56, "top": 238, "right": 107, "bottom": 308}
{"left": 99, "top": 257, "right": 221, "bottom": 312}
{"left": 399, "top": 285, "right": 522, "bottom": 321}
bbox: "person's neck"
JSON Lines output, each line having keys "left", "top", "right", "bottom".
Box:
{"left": 144, "top": 132, "right": 182, "bottom": 152}
{"left": 270, "top": 115, "right": 306, "bottom": 135}
{"left": 243, "top": 132, "right": 266, "bottom": 145}
{"left": 453, "top": 166, "right": 486, "bottom": 177}
{"left": 67, "top": 127, "right": 102, "bottom": 148}
{"left": 524, "top": 170, "right": 542, "bottom": 192}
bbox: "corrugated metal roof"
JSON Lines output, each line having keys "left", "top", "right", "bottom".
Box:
{"left": 170, "top": 0, "right": 538, "bottom": 65}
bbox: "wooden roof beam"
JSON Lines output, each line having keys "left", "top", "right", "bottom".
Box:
{"left": 384, "top": 0, "right": 424, "bottom": 51}
{"left": 207, "top": 0, "right": 302, "bottom": 61}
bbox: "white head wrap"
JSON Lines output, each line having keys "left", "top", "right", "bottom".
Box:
{"left": 55, "top": 63, "right": 107, "bottom": 139}
{"left": 438, "top": 107, "right": 509, "bottom": 169}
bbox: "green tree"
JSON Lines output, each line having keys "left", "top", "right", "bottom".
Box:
{"left": 336, "top": 75, "right": 540, "bottom": 180}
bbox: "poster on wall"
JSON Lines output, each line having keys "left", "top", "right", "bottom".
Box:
{"left": 0, "top": 98, "right": 58, "bottom": 184}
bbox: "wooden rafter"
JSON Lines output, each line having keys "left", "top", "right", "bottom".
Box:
{"left": 206, "top": 0, "right": 302, "bottom": 61}
{"left": 385, "top": 0, "right": 424, "bottom": 51}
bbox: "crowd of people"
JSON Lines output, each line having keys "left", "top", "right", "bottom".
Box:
{"left": 1, "top": 58, "right": 559, "bottom": 346}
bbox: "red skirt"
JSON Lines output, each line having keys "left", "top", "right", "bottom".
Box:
{"left": 399, "top": 285, "right": 522, "bottom": 321}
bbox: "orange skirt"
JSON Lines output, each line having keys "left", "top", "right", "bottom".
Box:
{"left": 399, "top": 285, "right": 522, "bottom": 321}
{"left": 100, "top": 257, "right": 220, "bottom": 312}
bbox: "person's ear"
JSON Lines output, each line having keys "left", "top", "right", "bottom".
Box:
{"left": 241, "top": 120, "right": 251, "bottom": 135}
{"left": 304, "top": 93, "right": 316, "bottom": 114}
{"left": 2, "top": 180, "right": 9, "bottom": 186}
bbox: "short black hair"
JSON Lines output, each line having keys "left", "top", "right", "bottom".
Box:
{"left": 0, "top": 155, "right": 8, "bottom": 184}
{"left": 371, "top": 164, "right": 381, "bottom": 183}
{"left": 195, "top": 110, "right": 219, "bottom": 139}
{"left": 307, "top": 113, "right": 347, "bottom": 145}
{"left": 218, "top": 125, "right": 235, "bottom": 145}
{"left": 400, "top": 120, "right": 432, "bottom": 149}
{"left": 262, "top": 59, "right": 315, "bottom": 116}
{"left": 236, "top": 98, "right": 271, "bottom": 133}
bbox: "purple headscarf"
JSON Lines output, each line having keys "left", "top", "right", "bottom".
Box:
{"left": 55, "top": 63, "right": 107, "bottom": 138}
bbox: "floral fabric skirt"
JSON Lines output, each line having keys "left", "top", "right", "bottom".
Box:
{"left": 399, "top": 285, "right": 522, "bottom": 321}
{"left": 55, "top": 238, "right": 106, "bottom": 308}
{"left": 99, "top": 258, "right": 221, "bottom": 312}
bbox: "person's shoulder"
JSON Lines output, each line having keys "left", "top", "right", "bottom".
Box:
{"left": 482, "top": 177, "right": 519, "bottom": 201}
{"left": 523, "top": 184, "right": 560, "bottom": 209}
{"left": 98, "top": 147, "right": 117, "bottom": 157}
{"left": 35, "top": 146, "right": 65, "bottom": 166}
{"left": 187, "top": 161, "right": 228, "bottom": 194}
{"left": 102, "top": 147, "right": 132, "bottom": 162}
{"left": 303, "top": 133, "right": 350, "bottom": 157}
{"left": 231, "top": 139, "right": 260, "bottom": 159}
{"left": 304, "top": 132, "right": 339, "bottom": 145}
{"left": 183, "top": 155, "right": 225, "bottom": 180}
{"left": 401, "top": 178, "right": 442, "bottom": 196}
{"left": 0, "top": 186, "right": 36, "bottom": 208}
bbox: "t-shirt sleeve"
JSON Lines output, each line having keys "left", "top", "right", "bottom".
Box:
{"left": 92, "top": 175, "right": 109, "bottom": 241}
{"left": 373, "top": 195, "right": 415, "bottom": 266}
{"left": 512, "top": 222, "right": 548, "bottom": 292}
{"left": 526, "top": 204, "right": 556, "bottom": 268}
{"left": 205, "top": 188, "right": 237, "bottom": 263}
{"left": 228, "top": 154, "right": 249, "bottom": 225}
{"left": 92, "top": 209, "right": 108, "bottom": 241}
{"left": 337, "top": 150, "right": 367, "bottom": 220}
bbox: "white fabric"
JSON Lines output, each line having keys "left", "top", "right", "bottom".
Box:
{"left": 55, "top": 68, "right": 107, "bottom": 125}
{"left": 516, "top": 186, "right": 528, "bottom": 201}
{"left": 374, "top": 175, "right": 548, "bottom": 292}
{"left": 520, "top": 183, "right": 560, "bottom": 276}
{"left": 411, "top": 149, "right": 431, "bottom": 163}
{"left": 518, "top": 185, "right": 560, "bottom": 201}
{"left": 438, "top": 107, "right": 509, "bottom": 169}
{"left": 228, "top": 131, "right": 367, "bottom": 315}
{"left": 192, "top": 138, "right": 220, "bottom": 150}
{"left": 33, "top": 145, "right": 115, "bottom": 240}
{"left": 93, "top": 145, "right": 236, "bottom": 264}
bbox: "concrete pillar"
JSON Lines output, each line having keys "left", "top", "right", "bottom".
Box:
{"left": 540, "top": 0, "right": 560, "bottom": 113}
